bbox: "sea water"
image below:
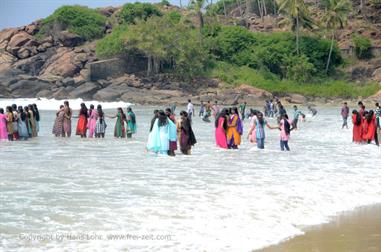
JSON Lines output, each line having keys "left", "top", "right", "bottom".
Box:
{"left": 0, "top": 99, "right": 380, "bottom": 252}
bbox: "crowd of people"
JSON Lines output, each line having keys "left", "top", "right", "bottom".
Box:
{"left": 213, "top": 99, "right": 301, "bottom": 151}
{"left": 345, "top": 101, "right": 381, "bottom": 145}
{"left": 0, "top": 103, "right": 40, "bottom": 141}
{"left": 146, "top": 108, "right": 196, "bottom": 155}
{"left": 1, "top": 98, "right": 380, "bottom": 152}
{"left": 52, "top": 101, "right": 137, "bottom": 139}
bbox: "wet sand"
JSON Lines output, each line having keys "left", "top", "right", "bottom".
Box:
{"left": 255, "top": 204, "right": 381, "bottom": 252}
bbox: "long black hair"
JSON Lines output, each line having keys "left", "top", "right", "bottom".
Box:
{"left": 80, "top": 103, "right": 88, "bottom": 117}
{"left": 33, "top": 103, "right": 40, "bottom": 121}
{"left": 352, "top": 110, "right": 361, "bottom": 126}
{"left": 97, "top": 105, "right": 104, "bottom": 123}
{"left": 18, "top": 106, "right": 26, "bottom": 121}
{"left": 366, "top": 110, "right": 374, "bottom": 123}
{"left": 215, "top": 108, "right": 228, "bottom": 130}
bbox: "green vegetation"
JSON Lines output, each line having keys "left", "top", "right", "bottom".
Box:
{"left": 353, "top": 34, "right": 372, "bottom": 59}
{"left": 117, "top": 2, "right": 161, "bottom": 24}
{"left": 38, "top": 5, "right": 107, "bottom": 40}
{"left": 208, "top": 62, "right": 380, "bottom": 98}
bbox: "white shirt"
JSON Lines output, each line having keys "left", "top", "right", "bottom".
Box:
{"left": 187, "top": 103, "right": 194, "bottom": 114}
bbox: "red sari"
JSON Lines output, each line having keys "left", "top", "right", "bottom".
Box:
{"left": 352, "top": 114, "right": 362, "bottom": 143}
{"left": 76, "top": 114, "right": 88, "bottom": 136}
{"left": 362, "top": 115, "right": 376, "bottom": 141}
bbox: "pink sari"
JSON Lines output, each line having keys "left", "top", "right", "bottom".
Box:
{"left": 0, "top": 114, "right": 8, "bottom": 140}
{"left": 249, "top": 116, "right": 257, "bottom": 143}
{"left": 215, "top": 117, "right": 228, "bottom": 149}
{"left": 87, "top": 110, "right": 98, "bottom": 138}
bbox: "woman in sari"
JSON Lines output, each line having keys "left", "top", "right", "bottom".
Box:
{"left": 112, "top": 107, "right": 126, "bottom": 138}
{"left": 362, "top": 110, "right": 376, "bottom": 144}
{"left": 63, "top": 101, "right": 72, "bottom": 137}
{"left": 179, "top": 111, "right": 197, "bottom": 155}
{"left": 147, "top": 110, "right": 177, "bottom": 155}
{"left": 24, "top": 106, "right": 32, "bottom": 137}
{"left": 226, "top": 107, "right": 242, "bottom": 149}
{"left": 95, "top": 105, "right": 106, "bottom": 138}
{"left": 33, "top": 104, "right": 40, "bottom": 133}
{"left": 6, "top": 106, "right": 14, "bottom": 141}
{"left": 87, "top": 104, "right": 97, "bottom": 138}
{"left": 28, "top": 104, "right": 37, "bottom": 137}
{"left": 76, "top": 103, "right": 88, "bottom": 138}
{"left": 17, "top": 106, "right": 29, "bottom": 140}
{"left": 215, "top": 108, "right": 228, "bottom": 149}
{"left": 0, "top": 108, "right": 8, "bottom": 141}
{"left": 352, "top": 110, "right": 363, "bottom": 143}
{"left": 52, "top": 105, "right": 65, "bottom": 137}
{"left": 165, "top": 108, "right": 177, "bottom": 156}
{"left": 126, "top": 107, "right": 137, "bottom": 138}
{"left": 12, "top": 104, "right": 19, "bottom": 140}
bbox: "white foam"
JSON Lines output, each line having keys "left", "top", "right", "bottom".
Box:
{"left": 0, "top": 98, "right": 132, "bottom": 110}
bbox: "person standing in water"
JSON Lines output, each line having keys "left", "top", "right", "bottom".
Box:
{"left": 227, "top": 107, "right": 242, "bottom": 149}
{"left": 63, "top": 101, "right": 72, "bottom": 137}
{"left": 239, "top": 101, "right": 247, "bottom": 121}
{"left": 215, "top": 108, "right": 228, "bottom": 149}
{"left": 199, "top": 101, "right": 205, "bottom": 117}
{"left": 52, "top": 105, "right": 65, "bottom": 137}
{"left": 165, "top": 108, "right": 177, "bottom": 156}
{"left": 292, "top": 105, "right": 305, "bottom": 130}
{"left": 307, "top": 106, "right": 318, "bottom": 116}
{"left": 341, "top": 102, "right": 350, "bottom": 129}
{"left": 87, "top": 104, "right": 97, "bottom": 138}
{"left": 111, "top": 108, "right": 126, "bottom": 138}
{"left": 248, "top": 112, "right": 276, "bottom": 149}
{"left": 6, "top": 106, "right": 14, "bottom": 141}
{"left": 179, "top": 111, "right": 197, "bottom": 155}
{"left": 0, "top": 108, "right": 8, "bottom": 141}
{"left": 187, "top": 99, "right": 194, "bottom": 123}
{"left": 352, "top": 110, "right": 363, "bottom": 143}
{"left": 95, "top": 105, "right": 106, "bottom": 138}
{"left": 212, "top": 101, "right": 220, "bottom": 118}
{"left": 17, "top": 106, "right": 29, "bottom": 140}
{"left": 126, "top": 107, "right": 137, "bottom": 138}
{"left": 278, "top": 114, "right": 292, "bottom": 151}
{"left": 375, "top": 102, "right": 381, "bottom": 145}
{"left": 76, "top": 103, "right": 88, "bottom": 138}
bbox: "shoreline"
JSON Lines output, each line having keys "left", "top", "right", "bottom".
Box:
{"left": 255, "top": 203, "right": 381, "bottom": 252}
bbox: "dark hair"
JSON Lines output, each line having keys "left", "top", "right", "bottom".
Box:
{"left": 165, "top": 108, "right": 172, "bottom": 115}
{"left": 232, "top": 107, "right": 239, "bottom": 115}
{"left": 90, "top": 104, "right": 94, "bottom": 109}
{"left": 33, "top": 104, "right": 40, "bottom": 121}
{"left": 352, "top": 110, "right": 361, "bottom": 126}
{"left": 358, "top": 101, "right": 363, "bottom": 106}
{"left": 18, "top": 106, "right": 26, "bottom": 121}
{"left": 12, "top": 104, "right": 17, "bottom": 110}
{"left": 376, "top": 102, "right": 379, "bottom": 107}
{"left": 97, "top": 105, "right": 104, "bottom": 123}
{"left": 0, "top": 108, "right": 4, "bottom": 114}
{"left": 127, "top": 107, "right": 132, "bottom": 112}
{"left": 257, "top": 112, "right": 264, "bottom": 125}
{"left": 60, "top": 105, "right": 64, "bottom": 109}
{"left": 158, "top": 110, "right": 167, "bottom": 127}
{"left": 153, "top": 109, "right": 159, "bottom": 115}
{"left": 64, "top": 101, "right": 69, "bottom": 106}
{"left": 180, "top": 110, "right": 188, "bottom": 117}
{"left": 188, "top": 99, "right": 191, "bottom": 103}
{"left": 366, "top": 110, "right": 374, "bottom": 123}
{"left": 80, "top": 103, "right": 88, "bottom": 117}
{"left": 215, "top": 108, "right": 227, "bottom": 129}
{"left": 6, "top": 106, "right": 12, "bottom": 113}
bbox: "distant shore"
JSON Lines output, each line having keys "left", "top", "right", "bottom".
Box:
{"left": 255, "top": 203, "right": 381, "bottom": 252}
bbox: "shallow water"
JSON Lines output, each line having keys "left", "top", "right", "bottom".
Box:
{"left": 1, "top": 101, "right": 380, "bottom": 252}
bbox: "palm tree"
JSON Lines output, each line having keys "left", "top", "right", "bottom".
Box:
{"left": 277, "top": 0, "right": 313, "bottom": 55}
{"left": 321, "top": 0, "right": 352, "bottom": 73}
{"left": 190, "top": 0, "right": 206, "bottom": 30}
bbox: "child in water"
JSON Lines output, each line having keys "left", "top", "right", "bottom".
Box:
{"left": 247, "top": 112, "right": 277, "bottom": 149}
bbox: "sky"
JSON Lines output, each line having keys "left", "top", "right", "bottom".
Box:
{"left": 0, "top": 0, "right": 185, "bottom": 30}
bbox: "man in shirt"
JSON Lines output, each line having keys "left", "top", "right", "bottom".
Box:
{"left": 239, "top": 101, "right": 247, "bottom": 121}
{"left": 187, "top": 99, "right": 194, "bottom": 123}
{"left": 341, "top": 102, "right": 350, "bottom": 129}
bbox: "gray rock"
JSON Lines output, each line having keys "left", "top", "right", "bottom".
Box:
{"left": 9, "top": 79, "right": 51, "bottom": 97}
{"left": 93, "top": 88, "right": 122, "bottom": 101}
{"left": 62, "top": 77, "right": 75, "bottom": 86}
{"left": 69, "top": 82, "right": 100, "bottom": 99}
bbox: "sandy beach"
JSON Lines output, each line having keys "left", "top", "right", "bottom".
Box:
{"left": 256, "top": 204, "right": 381, "bottom": 252}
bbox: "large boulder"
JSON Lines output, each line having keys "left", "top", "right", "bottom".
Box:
{"left": 6, "top": 31, "right": 35, "bottom": 56}
{"left": 39, "top": 48, "right": 81, "bottom": 78}
{"left": 69, "top": 82, "right": 100, "bottom": 99}
{"left": 373, "top": 67, "right": 381, "bottom": 82}
{"left": 16, "top": 48, "right": 30, "bottom": 59}
{"left": 58, "top": 31, "right": 83, "bottom": 47}
{"left": 0, "top": 51, "right": 17, "bottom": 71}
{"left": 93, "top": 88, "right": 122, "bottom": 101}
{"left": 285, "top": 93, "right": 308, "bottom": 104}
{"left": 9, "top": 79, "right": 51, "bottom": 97}
{"left": 235, "top": 84, "right": 272, "bottom": 98}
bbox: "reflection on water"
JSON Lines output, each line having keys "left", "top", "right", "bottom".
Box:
{"left": 1, "top": 106, "right": 380, "bottom": 251}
